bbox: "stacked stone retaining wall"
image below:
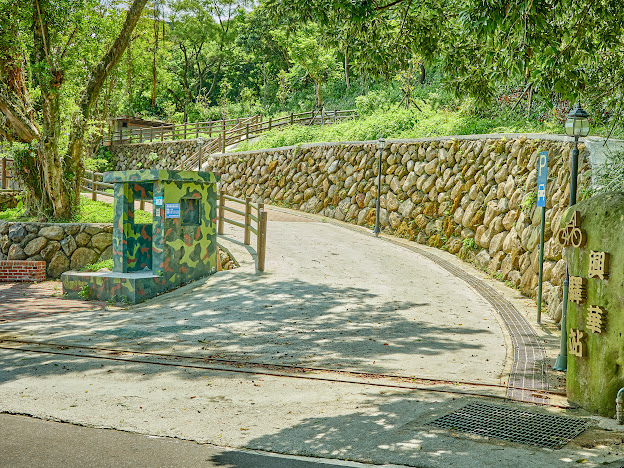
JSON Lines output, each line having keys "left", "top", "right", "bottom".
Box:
{"left": 110, "top": 140, "right": 198, "bottom": 171}
{"left": 202, "top": 135, "right": 593, "bottom": 322}
{"left": 0, "top": 222, "right": 113, "bottom": 278}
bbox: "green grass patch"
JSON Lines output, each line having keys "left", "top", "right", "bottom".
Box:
{"left": 81, "top": 258, "right": 114, "bottom": 272}
{"left": 0, "top": 197, "right": 152, "bottom": 224}
{"left": 235, "top": 102, "right": 562, "bottom": 152}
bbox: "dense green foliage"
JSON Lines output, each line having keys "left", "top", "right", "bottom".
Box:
{"left": 2, "top": 0, "right": 624, "bottom": 221}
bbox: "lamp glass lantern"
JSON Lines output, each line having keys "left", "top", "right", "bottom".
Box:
{"left": 565, "top": 103, "right": 590, "bottom": 138}
{"left": 197, "top": 137, "right": 204, "bottom": 146}
{"left": 377, "top": 138, "right": 386, "bottom": 150}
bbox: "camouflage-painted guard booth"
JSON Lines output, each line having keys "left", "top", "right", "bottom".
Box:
{"left": 62, "top": 170, "right": 219, "bottom": 304}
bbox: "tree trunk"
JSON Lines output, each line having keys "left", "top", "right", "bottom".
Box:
{"left": 206, "top": 56, "right": 223, "bottom": 99}
{"left": 151, "top": 5, "right": 159, "bottom": 109}
{"left": 66, "top": 0, "right": 148, "bottom": 216}
{"left": 316, "top": 81, "right": 322, "bottom": 107}
{"left": 344, "top": 47, "right": 350, "bottom": 88}
{"left": 1, "top": 0, "right": 147, "bottom": 219}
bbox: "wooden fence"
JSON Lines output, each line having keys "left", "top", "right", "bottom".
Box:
{"left": 178, "top": 108, "right": 357, "bottom": 170}
{"left": 0, "top": 157, "right": 19, "bottom": 191}
{"left": 103, "top": 108, "right": 357, "bottom": 149}
{"left": 217, "top": 191, "right": 267, "bottom": 272}
{"left": 80, "top": 175, "right": 267, "bottom": 271}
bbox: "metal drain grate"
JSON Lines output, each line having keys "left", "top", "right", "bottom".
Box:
{"left": 429, "top": 402, "right": 591, "bottom": 449}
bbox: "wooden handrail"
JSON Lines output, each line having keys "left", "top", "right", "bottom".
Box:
{"left": 0, "top": 157, "right": 20, "bottom": 190}
{"left": 216, "top": 189, "right": 267, "bottom": 272}
{"left": 105, "top": 109, "right": 358, "bottom": 166}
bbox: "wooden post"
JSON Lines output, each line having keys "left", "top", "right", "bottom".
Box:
{"left": 140, "top": 199, "right": 145, "bottom": 211}
{"left": 150, "top": 127, "right": 153, "bottom": 142}
{"left": 244, "top": 197, "right": 251, "bottom": 245}
{"left": 257, "top": 210, "right": 267, "bottom": 272}
{"left": 268, "top": 117, "right": 272, "bottom": 130}
{"left": 334, "top": 109, "right": 337, "bottom": 123}
{"left": 246, "top": 123, "right": 249, "bottom": 141}
{"left": 321, "top": 108, "right": 325, "bottom": 126}
{"left": 184, "top": 122, "right": 187, "bottom": 140}
{"left": 208, "top": 121, "right": 212, "bottom": 138}
{"left": 222, "top": 127, "right": 226, "bottom": 153}
{"left": 160, "top": 127, "right": 164, "bottom": 142}
{"left": 218, "top": 190, "right": 225, "bottom": 235}
{"left": 196, "top": 122, "right": 199, "bottom": 138}
{"left": 92, "top": 172, "right": 97, "bottom": 201}
{"left": 290, "top": 112, "right": 293, "bottom": 125}
{"left": 1, "top": 158, "right": 6, "bottom": 190}
{"left": 140, "top": 128, "right": 143, "bottom": 143}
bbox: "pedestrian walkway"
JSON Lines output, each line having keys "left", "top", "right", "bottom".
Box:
{"left": 0, "top": 281, "right": 106, "bottom": 323}
{"left": 2, "top": 204, "right": 621, "bottom": 467}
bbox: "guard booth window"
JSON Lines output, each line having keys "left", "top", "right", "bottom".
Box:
{"left": 181, "top": 198, "right": 200, "bottom": 225}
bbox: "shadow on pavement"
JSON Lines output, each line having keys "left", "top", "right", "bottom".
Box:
{"left": 0, "top": 272, "right": 493, "bottom": 383}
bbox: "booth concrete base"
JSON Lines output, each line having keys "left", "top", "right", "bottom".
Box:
{"left": 61, "top": 270, "right": 167, "bottom": 304}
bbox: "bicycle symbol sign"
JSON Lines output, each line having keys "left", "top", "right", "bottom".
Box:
{"left": 558, "top": 211, "right": 587, "bottom": 248}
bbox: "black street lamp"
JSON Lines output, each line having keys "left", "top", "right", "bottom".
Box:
{"left": 374, "top": 138, "right": 386, "bottom": 236}
{"left": 554, "top": 102, "right": 590, "bottom": 372}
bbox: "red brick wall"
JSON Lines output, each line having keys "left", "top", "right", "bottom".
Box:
{"left": 0, "top": 261, "right": 46, "bottom": 282}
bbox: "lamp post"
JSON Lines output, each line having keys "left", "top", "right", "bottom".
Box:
{"left": 374, "top": 138, "right": 386, "bottom": 236}
{"left": 197, "top": 137, "right": 204, "bottom": 171}
{"left": 554, "top": 102, "right": 590, "bottom": 372}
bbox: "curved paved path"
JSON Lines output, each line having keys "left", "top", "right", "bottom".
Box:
{"left": 1, "top": 207, "right": 508, "bottom": 386}
{"left": 2, "top": 205, "right": 598, "bottom": 468}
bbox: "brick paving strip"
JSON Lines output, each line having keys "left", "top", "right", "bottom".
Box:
{"left": 0, "top": 282, "right": 106, "bottom": 323}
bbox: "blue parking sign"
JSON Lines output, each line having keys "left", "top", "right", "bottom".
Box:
{"left": 536, "top": 151, "right": 548, "bottom": 208}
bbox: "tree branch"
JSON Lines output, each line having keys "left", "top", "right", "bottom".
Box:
{"left": 66, "top": 0, "right": 148, "bottom": 160}
{"left": 0, "top": 83, "right": 40, "bottom": 142}
{"left": 375, "top": 0, "right": 408, "bottom": 11}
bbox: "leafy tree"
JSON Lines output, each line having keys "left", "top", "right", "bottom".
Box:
{"left": 272, "top": 23, "right": 340, "bottom": 107}
{"left": 0, "top": 0, "right": 148, "bottom": 219}
{"left": 167, "top": 0, "right": 246, "bottom": 121}
{"left": 266, "top": 0, "right": 624, "bottom": 120}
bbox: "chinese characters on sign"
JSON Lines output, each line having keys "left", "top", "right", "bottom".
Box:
{"left": 558, "top": 211, "right": 612, "bottom": 357}
{"left": 569, "top": 329, "right": 588, "bottom": 357}
{"left": 569, "top": 276, "right": 587, "bottom": 304}
{"left": 588, "top": 251, "right": 610, "bottom": 280}
{"left": 586, "top": 306, "right": 607, "bottom": 334}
